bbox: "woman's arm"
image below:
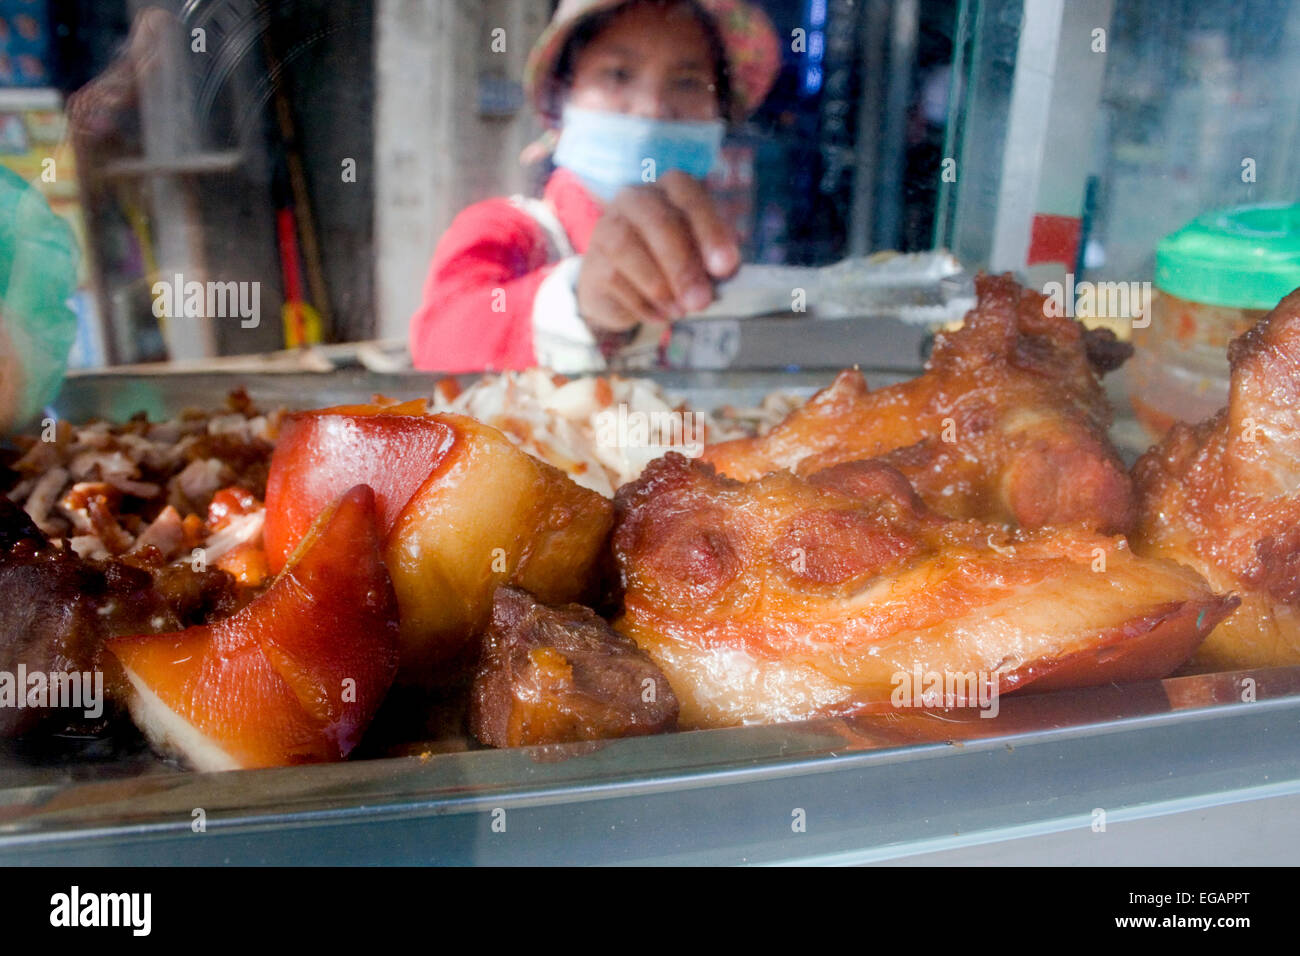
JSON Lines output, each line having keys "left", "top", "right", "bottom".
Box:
{"left": 409, "top": 198, "right": 560, "bottom": 373}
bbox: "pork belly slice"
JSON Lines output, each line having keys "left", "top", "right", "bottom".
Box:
{"left": 612, "top": 454, "right": 1234, "bottom": 729}
{"left": 470, "top": 586, "right": 678, "bottom": 748}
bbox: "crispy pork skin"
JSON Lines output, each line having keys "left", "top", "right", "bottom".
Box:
{"left": 613, "top": 454, "right": 1233, "bottom": 729}
{"left": 1133, "top": 286, "right": 1300, "bottom": 669}
{"left": 108, "top": 486, "right": 400, "bottom": 770}
{"left": 470, "top": 587, "right": 678, "bottom": 747}
{"left": 703, "top": 274, "right": 1134, "bottom": 533}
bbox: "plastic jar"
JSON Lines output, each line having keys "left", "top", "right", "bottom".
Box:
{"left": 1128, "top": 203, "right": 1300, "bottom": 440}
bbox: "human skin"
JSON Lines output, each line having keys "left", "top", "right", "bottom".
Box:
{"left": 569, "top": 1, "right": 742, "bottom": 334}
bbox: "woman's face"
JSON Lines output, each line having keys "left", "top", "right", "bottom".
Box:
{"left": 567, "top": 2, "right": 721, "bottom": 122}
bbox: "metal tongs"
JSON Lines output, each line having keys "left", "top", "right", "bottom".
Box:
{"left": 610, "top": 251, "right": 974, "bottom": 369}
{"left": 685, "top": 250, "right": 974, "bottom": 323}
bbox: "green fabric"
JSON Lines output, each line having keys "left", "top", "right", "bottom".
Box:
{"left": 0, "top": 165, "right": 79, "bottom": 425}
{"left": 1156, "top": 203, "right": 1300, "bottom": 310}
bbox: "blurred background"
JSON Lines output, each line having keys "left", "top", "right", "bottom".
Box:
{"left": 2, "top": 0, "right": 1298, "bottom": 368}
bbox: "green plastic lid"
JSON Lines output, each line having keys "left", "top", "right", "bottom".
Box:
{"left": 1155, "top": 202, "right": 1300, "bottom": 310}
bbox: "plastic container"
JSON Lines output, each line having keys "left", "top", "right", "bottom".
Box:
{"left": 1129, "top": 203, "right": 1300, "bottom": 439}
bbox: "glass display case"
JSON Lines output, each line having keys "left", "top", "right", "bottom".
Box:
{"left": 1, "top": 0, "right": 1298, "bottom": 867}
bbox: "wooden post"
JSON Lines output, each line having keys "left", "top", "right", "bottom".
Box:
{"left": 373, "top": 0, "right": 549, "bottom": 342}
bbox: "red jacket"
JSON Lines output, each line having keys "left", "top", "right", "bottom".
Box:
{"left": 409, "top": 168, "right": 604, "bottom": 372}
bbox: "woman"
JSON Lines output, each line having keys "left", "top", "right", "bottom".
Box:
{"left": 409, "top": 0, "right": 780, "bottom": 373}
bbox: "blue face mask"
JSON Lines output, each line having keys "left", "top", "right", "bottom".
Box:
{"left": 553, "top": 104, "right": 725, "bottom": 201}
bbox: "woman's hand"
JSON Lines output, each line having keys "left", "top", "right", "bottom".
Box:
{"left": 576, "top": 170, "right": 741, "bottom": 334}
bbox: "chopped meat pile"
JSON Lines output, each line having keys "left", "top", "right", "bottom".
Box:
{"left": 470, "top": 586, "right": 679, "bottom": 747}
{"left": 3, "top": 388, "right": 276, "bottom": 569}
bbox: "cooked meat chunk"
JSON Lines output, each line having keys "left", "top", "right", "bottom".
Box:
{"left": 0, "top": 493, "right": 43, "bottom": 550}
{"left": 470, "top": 586, "right": 679, "bottom": 748}
{"left": 264, "top": 408, "right": 614, "bottom": 684}
{"left": 1083, "top": 325, "right": 1135, "bottom": 374}
{"left": 703, "top": 273, "right": 1135, "bottom": 533}
{"left": 0, "top": 497, "right": 238, "bottom": 738}
{"left": 1133, "top": 285, "right": 1300, "bottom": 669}
{"left": 611, "top": 454, "right": 1233, "bottom": 729}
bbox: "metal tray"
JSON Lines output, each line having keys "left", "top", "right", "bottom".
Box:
{"left": 3, "top": 368, "right": 1298, "bottom": 865}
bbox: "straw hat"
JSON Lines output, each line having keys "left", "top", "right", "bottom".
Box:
{"left": 525, "top": 0, "right": 782, "bottom": 125}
